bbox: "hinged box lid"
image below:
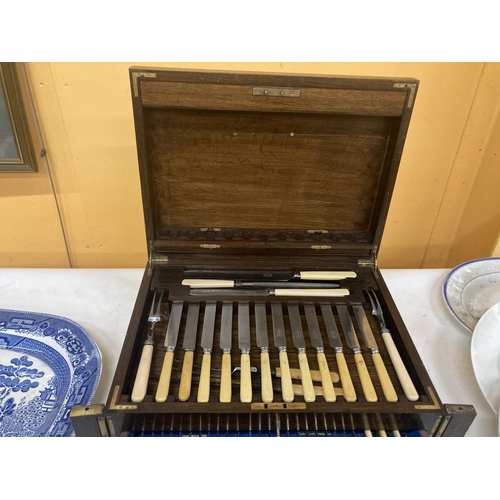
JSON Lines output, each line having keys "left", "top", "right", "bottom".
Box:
{"left": 129, "top": 67, "right": 418, "bottom": 260}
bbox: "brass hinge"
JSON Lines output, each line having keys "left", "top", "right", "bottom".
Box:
{"left": 132, "top": 71, "right": 156, "bottom": 97}
{"left": 358, "top": 247, "right": 378, "bottom": 272}
{"left": 147, "top": 241, "right": 169, "bottom": 275}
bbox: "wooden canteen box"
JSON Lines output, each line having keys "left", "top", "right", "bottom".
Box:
{"left": 70, "top": 67, "right": 475, "bottom": 437}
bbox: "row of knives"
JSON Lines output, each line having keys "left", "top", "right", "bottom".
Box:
{"left": 132, "top": 293, "right": 419, "bottom": 404}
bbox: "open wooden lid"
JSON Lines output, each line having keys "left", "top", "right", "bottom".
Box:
{"left": 129, "top": 67, "right": 418, "bottom": 258}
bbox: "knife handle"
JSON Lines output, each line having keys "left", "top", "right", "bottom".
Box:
{"left": 178, "top": 350, "right": 194, "bottom": 402}
{"left": 298, "top": 352, "right": 316, "bottom": 402}
{"left": 354, "top": 353, "right": 378, "bottom": 402}
{"left": 155, "top": 351, "right": 174, "bottom": 403}
{"left": 131, "top": 344, "right": 153, "bottom": 403}
{"left": 316, "top": 352, "right": 336, "bottom": 402}
{"left": 260, "top": 352, "right": 274, "bottom": 403}
{"left": 292, "top": 384, "right": 344, "bottom": 397}
{"left": 274, "top": 289, "right": 349, "bottom": 297}
{"left": 335, "top": 352, "right": 357, "bottom": 402}
{"left": 275, "top": 367, "right": 340, "bottom": 384}
{"left": 240, "top": 353, "right": 252, "bottom": 403}
{"left": 182, "top": 279, "right": 234, "bottom": 288}
{"left": 381, "top": 332, "right": 419, "bottom": 401}
{"left": 197, "top": 353, "right": 211, "bottom": 403}
{"left": 372, "top": 352, "right": 398, "bottom": 402}
{"left": 220, "top": 353, "right": 232, "bottom": 402}
{"left": 299, "top": 271, "right": 357, "bottom": 280}
{"left": 279, "top": 351, "right": 294, "bottom": 403}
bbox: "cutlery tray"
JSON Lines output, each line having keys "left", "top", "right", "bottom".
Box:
{"left": 70, "top": 67, "right": 475, "bottom": 436}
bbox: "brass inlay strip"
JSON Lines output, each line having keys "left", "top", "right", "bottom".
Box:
{"left": 132, "top": 72, "right": 156, "bottom": 97}
{"left": 251, "top": 402, "right": 307, "bottom": 410}
{"left": 414, "top": 386, "right": 441, "bottom": 410}
{"left": 109, "top": 385, "right": 138, "bottom": 410}
{"left": 97, "top": 417, "right": 109, "bottom": 437}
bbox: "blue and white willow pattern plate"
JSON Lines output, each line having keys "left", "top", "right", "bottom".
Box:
{"left": 0, "top": 309, "right": 101, "bottom": 437}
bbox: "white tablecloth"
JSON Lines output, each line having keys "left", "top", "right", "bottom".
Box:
{"left": 0, "top": 267, "right": 496, "bottom": 436}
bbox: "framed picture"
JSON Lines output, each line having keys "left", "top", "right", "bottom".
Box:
{"left": 0, "top": 63, "right": 38, "bottom": 172}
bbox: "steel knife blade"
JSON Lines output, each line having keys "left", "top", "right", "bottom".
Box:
{"left": 319, "top": 303, "right": 356, "bottom": 402}
{"left": 219, "top": 302, "right": 233, "bottom": 403}
{"left": 255, "top": 302, "right": 273, "bottom": 403}
{"left": 155, "top": 300, "right": 184, "bottom": 403}
{"left": 352, "top": 304, "right": 398, "bottom": 402}
{"left": 177, "top": 302, "right": 200, "bottom": 402}
{"left": 303, "top": 304, "right": 336, "bottom": 402}
{"left": 197, "top": 301, "right": 217, "bottom": 402}
{"left": 238, "top": 302, "right": 252, "bottom": 402}
{"left": 271, "top": 303, "right": 293, "bottom": 402}
{"left": 287, "top": 304, "right": 315, "bottom": 402}
{"left": 336, "top": 304, "right": 377, "bottom": 402}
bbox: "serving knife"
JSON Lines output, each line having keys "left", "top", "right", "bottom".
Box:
{"left": 365, "top": 288, "right": 419, "bottom": 402}
{"left": 320, "top": 303, "right": 357, "bottom": 402}
{"left": 189, "top": 288, "right": 349, "bottom": 298}
{"left": 271, "top": 303, "right": 294, "bottom": 403}
{"left": 303, "top": 304, "right": 336, "bottom": 402}
{"left": 336, "top": 304, "right": 378, "bottom": 403}
{"left": 219, "top": 302, "right": 233, "bottom": 403}
{"left": 287, "top": 304, "right": 315, "bottom": 402}
{"left": 255, "top": 302, "right": 273, "bottom": 403}
{"left": 184, "top": 270, "right": 357, "bottom": 281}
{"left": 182, "top": 279, "right": 340, "bottom": 289}
{"left": 352, "top": 304, "right": 398, "bottom": 402}
{"left": 155, "top": 301, "right": 184, "bottom": 402}
{"left": 178, "top": 302, "right": 200, "bottom": 402}
{"left": 197, "top": 302, "right": 217, "bottom": 403}
{"left": 131, "top": 289, "right": 165, "bottom": 403}
{"left": 238, "top": 302, "right": 252, "bottom": 403}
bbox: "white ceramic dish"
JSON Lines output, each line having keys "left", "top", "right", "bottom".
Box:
{"left": 443, "top": 257, "right": 500, "bottom": 332}
{"left": 471, "top": 301, "right": 500, "bottom": 416}
{"left": 0, "top": 308, "right": 101, "bottom": 436}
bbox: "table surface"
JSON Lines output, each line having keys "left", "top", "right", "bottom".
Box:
{"left": 0, "top": 267, "right": 496, "bottom": 437}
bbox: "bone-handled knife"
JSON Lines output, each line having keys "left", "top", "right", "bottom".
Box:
{"left": 303, "top": 304, "right": 336, "bottom": 402}
{"left": 131, "top": 289, "right": 165, "bottom": 403}
{"left": 336, "top": 304, "right": 378, "bottom": 402}
{"left": 238, "top": 302, "right": 253, "bottom": 403}
{"left": 320, "top": 303, "right": 357, "bottom": 403}
{"left": 287, "top": 304, "right": 315, "bottom": 402}
{"left": 178, "top": 302, "right": 200, "bottom": 402}
{"left": 190, "top": 288, "right": 349, "bottom": 297}
{"left": 352, "top": 304, "right": 398, "bottom": 403}
{"left": 155, "top": 301, "right": 184, "bottom": 403}
{"left": 197, "top": 302, "right": 217, "bottom": 403}
{"left": 182, "top": 279, "right": 341, "bottom": 289}
{"left": 255, "top": 302, "right": 273, "bottom": 403}
{"left": 184, "top": 270, "right": 357, "bottom": 281}
{"left": 271, "top": 303, "right": 294, "bottom": 403}
{"left": 219, "top": 302, "right": 233, "bottom": 403}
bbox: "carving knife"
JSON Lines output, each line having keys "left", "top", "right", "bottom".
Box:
{"left": 352, "top": 304, "right": 398, "bottom": 402}
{"left": 177, "top": 302, "right": 200, "bottom": 402}
{"left": 320, "top": 303, "right": 356, "bottom": 402}
{"left": 197, "top": 302, "right": 217, "bottom": 403}
{"left": 219, "top": 302, "right": 233, "bottom": 403}
{"left": 184, "top": 270, "right": 357, "bottom": 281}
{"left": 255, "top": 302, "right": 273, "bottom": 403}
{"left": 336, "top": 304, "right": 378, "bottom": 402}
{"left": 271, "top": 303, "right": 294, "bottom": 403}
{"left": 155, "top": 301, "right": 184, "bottom": 402}
{"left": 131, "top": 289, "right": 165, "bottom": 403}
{"left": 286, "top": 304, "right": 315, "bottom": 402}
{"left": 303, "top": 304, "right": 336, "bottom": 402}
{"left": 189, "top": 288, "right": 349, "bottom": 297}
{"left": 182, "top": 279, "right": 340, "bottom": 289}
{"left": 238, "top": 302, "right": 252, "bottom": 403}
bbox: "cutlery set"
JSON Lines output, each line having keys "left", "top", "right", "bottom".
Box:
{"left": 131, "top": 278, "right": 418, "bottom": 406}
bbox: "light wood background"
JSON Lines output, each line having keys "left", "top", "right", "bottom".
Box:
{"left": 1, "top": 62, "right": 500, "bottom": 269}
